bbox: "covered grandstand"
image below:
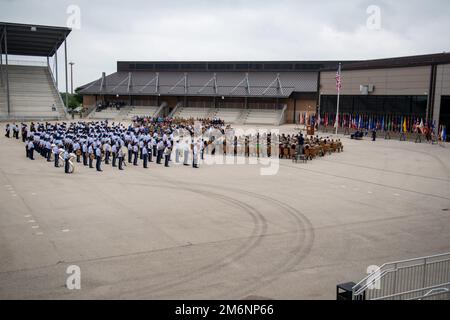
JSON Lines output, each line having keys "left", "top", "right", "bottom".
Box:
{"left": 78, "top": 61, "right": 341, "bottom": 125}
{"left": 0, "top": 22, "right": 71, "bottom": 120}
{"left": 79, "top": 54, "right": 450, "bottom": 132}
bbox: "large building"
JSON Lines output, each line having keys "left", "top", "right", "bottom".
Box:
{"left": 79, "top": 53, "right": 450, "bottom": 136}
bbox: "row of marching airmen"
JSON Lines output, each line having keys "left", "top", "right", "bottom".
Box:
{"left": 4, "top": 119, "right": 212, "bottom": 174}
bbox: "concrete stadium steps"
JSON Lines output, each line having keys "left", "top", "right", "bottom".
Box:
{"left": 214, "top": 108, "right": 243, "bottom": 123}
{"left": 174, "top": 107, "right": 212, "bottom": 119}
{"left": 127, "top": 106, "right": 159, "bottom": 118}
{"left": 90, "top": 109, "right": 121, "bottom": 119}
{"left": 2, "top": 65, "right": 66, "bottom": 120}
{"left": 243, "top": 109, "right": 283, "bottom": 125}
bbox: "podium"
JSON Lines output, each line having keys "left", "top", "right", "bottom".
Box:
{"left": 307, "top": 125, "right": 315, "bottom": 136}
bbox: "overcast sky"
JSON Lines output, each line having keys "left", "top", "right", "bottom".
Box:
{"left": 1, "top": 0, "right": 449, "bottom": 91}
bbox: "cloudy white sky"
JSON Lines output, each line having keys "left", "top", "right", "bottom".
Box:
{"left": 1, "top": 0, "right": 449, "bottom": 91}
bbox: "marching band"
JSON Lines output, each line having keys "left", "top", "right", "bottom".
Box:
{"left": 4, "top": 117, "right": 348, "bottom": 174}
{"left": 4, "top": 119, "right": 212, "bottom": 174}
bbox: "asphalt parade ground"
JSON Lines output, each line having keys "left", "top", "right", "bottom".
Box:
{"left": 1, "top": 123, "right": 450, "bottom": 299}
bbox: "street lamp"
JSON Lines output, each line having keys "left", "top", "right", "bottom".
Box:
{"left": 69, "top": 62, "right": 75, "bottom": 94}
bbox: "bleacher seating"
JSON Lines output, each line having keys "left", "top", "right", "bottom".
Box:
{"left": 2, "top": 65, "right": 65, "bottom": 119}
{"left": 90, "top": 108, "right": 121, "bottom": 120}
{"left": 174, "top": 107, "right": 212, "bottom": 119}
{"left": 127, "top": 106, "right": 159, "bottom": 118}
{"left": 243, "top": 109, "right": 282, "bottom": 125}
{"left": 213, "top": 108, "right": 242, "bottom": 123}
{"left": 170, "top": 106, "right": 283, "bottom": 125}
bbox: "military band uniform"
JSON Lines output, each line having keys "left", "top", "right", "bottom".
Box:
{"left": 95, "top": 146, "right": 102, "bottom": 172}
{"left": 142, "top": 146, "right": 149, "bottom": 168}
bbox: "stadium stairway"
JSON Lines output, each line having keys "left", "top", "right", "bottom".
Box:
{"left": 89, "top": 108, "right": 121, "bottom": 120}
{"left": 4, "top": 65, "right": 66, "bottom": 120}
{"left": 127, "top": 105, "right": 160, "bottom": 119}
{"left": 173, "top": 107, "right": 213, "bottom": 119}
{"left": 115, "top": 106, "right": 132, "bottom": 120}
{"left": 214, "top": 108, "right": 243, "bottom": 124}
{"left": 243, "top": 109, "right": 284, "bottom": 126}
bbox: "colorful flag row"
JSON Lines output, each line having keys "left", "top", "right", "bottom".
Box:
{"left": 318, "top": 113, "right": 438, "bottom": 133}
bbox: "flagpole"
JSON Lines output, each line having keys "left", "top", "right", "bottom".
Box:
{"left": 335, "top": 63, "right": 341, "bottom": 136}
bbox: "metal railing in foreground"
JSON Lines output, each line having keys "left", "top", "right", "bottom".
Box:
{"left": 352, "top": 252, "right": 450, "bottom": 300}
{"left": 371, "top": 282, "right": 450, "bottom": 301}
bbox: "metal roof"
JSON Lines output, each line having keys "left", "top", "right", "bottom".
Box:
{"left": 79, "top": 53, "right": 450, "bottom": 98}
{"left": 0, "top": 22, "right": 71, "bottom": 57}
{"left": 78, "top": 71, "right": 318, "bottom": 98}
{"left": 323, "top": 53, "right": 450, "bottom": 71}
{"left": 117, "top": 61, "right": 348, "bottom": 73}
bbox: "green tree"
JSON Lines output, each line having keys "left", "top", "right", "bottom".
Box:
{"left": 60, "top": 92, "right": 82, "bottom": 110}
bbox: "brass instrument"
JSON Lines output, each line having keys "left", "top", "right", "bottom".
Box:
{"left": 120, "top": 146, "right": 128, "bottom": 167}
{"left": 58, "top": 150, "right": 65, "bottom": 167}
{"left": 75, "top": 149, "right": 82, "bottom": 156}
{"left": 89, "top": 153, "right": 95, "bottom": 160}
{"left": 68, "top": 153, "right": 76, "bottom": 173}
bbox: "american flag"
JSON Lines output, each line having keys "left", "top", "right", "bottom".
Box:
{"left": 335, "top": 63, "right": 342, "bottom": 92}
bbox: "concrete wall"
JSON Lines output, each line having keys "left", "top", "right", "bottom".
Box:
{"left": 320, "top": 66, "right": 431, "bottom": 96}
{"left": 433, "top": 64, "right": 450, "bottom": 126}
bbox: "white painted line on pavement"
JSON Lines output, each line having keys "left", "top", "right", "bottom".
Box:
{"left": 31, "top": 226, "right": 39, "bottom": 229}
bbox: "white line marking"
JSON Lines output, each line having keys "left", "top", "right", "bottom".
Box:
{"left": 27, "top": 220, "right": 36, "bottom": 223}
{"left": 24, "top": 215, "right": 32, "bottom": 218}
{"left": 62, "top": 229, "right": 70, "bottom": 233}
{"left": 31, "top": 193, "right": 37, "bottom": 196}
{"left": 394, "top": 193, "right": 400, "bottom": 197}
{"left": 35, "top": 232, "right": 44, "bottom": 236}
{"left": 31, "top": 226, "right": 39, "bottom": 229}
{"left": 368, "top": 191, "right": 373, "bottom": 194}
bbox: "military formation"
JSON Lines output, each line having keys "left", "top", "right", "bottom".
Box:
{"left": 3, "top": 118, "right": 212, "bottom": 174}
{"left": 4, "top": 117, "right": 344, "bottom": 174}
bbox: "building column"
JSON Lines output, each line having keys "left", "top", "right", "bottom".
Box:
{"left": 55, "top": 47, "right": 58, "bottom": 88}
{"left": 4, "top": 26, "right": 11, "bottom": 117}
{"left": 64, "top": 36, "right": 69, "bottom": 109}
{"left": 0, "top": 27, "right": 3, "bottom": 88}
{"left": 433, "top": 64, "right": 446, "bottom": 129}
{"left": 293, "top": 99, "right": 297, "bottom": 124}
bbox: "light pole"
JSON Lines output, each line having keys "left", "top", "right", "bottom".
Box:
{"left": 69, "top": 62, "right": 75, "bottom": 94}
